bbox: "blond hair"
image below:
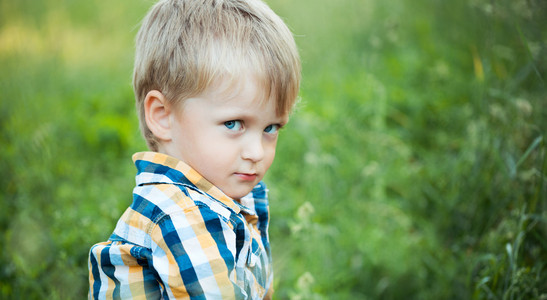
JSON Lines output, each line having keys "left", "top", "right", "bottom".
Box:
{"left": 133, "top": 0, "right": 301, "bottom": 151}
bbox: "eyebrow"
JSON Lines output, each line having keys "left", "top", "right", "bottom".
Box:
{"left": 221, "top": 110, "right": 288, "bottom": 124}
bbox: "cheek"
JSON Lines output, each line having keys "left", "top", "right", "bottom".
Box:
{"left": 192, "top": 127, "right": 229, "bottom": 153}
{"left": 201, "top": 136, "right": 240, "bottom": 165}
{"left": 262, "top": 143, "right": 277, "bottom": 170}
{"left": 183, "top": 130, "right": 230, "bottom": 164}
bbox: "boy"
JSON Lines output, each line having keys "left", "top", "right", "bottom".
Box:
{"left": 88, "top": 0, "right": 300, "bottom": 299}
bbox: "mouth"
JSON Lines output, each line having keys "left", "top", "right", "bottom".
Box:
{"left": 234, "top": 172, "right": 258, "bottom": 181}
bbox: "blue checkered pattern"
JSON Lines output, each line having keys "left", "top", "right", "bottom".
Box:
{"left": 89, "top": 152, "right": 273, "bottom": 299}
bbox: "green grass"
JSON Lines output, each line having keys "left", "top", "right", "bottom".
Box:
{"left": 1, "top": 0, "right": 546, "bottom": 299}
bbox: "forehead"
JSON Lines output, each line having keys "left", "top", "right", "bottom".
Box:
{"left": 179, "top": 73, "right": 288, "bottom": 124}
{"left": 190, "top": 40, "right": 294, "bottom": 116}
{"left": 202, "top": 72, "right": 278, "bottom": 112}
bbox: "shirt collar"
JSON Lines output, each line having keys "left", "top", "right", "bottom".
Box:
{"left": 132, "top": 151, "right": 244, "bottom": 214}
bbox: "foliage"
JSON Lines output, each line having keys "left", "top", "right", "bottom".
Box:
{"left": 0, "top": 0, "right": 545, "bottom": 299}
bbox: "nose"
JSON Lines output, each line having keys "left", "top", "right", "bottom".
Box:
{"left": 241, "top": 133, "right": 264, "bottom": 162}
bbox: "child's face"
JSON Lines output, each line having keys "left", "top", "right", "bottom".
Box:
{"left": 164, "top": 74, "right": 288, "bottom": 199}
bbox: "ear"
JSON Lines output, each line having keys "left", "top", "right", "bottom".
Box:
{"left": 144, "top": 90, "right": 173, "bottom": 142}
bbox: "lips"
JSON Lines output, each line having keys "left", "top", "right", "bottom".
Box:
{"left": 235, "top": 172, "right": 258, "bottom": 181}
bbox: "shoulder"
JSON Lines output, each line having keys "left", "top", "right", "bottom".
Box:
{"left": 132, "top": 183, "right": 198, "bottom": 217}
{"left": 112, "top": 183, "right": 211, "bottom": 245}
{"left": 116, "top": 183, "right": 237, "bottom": 242}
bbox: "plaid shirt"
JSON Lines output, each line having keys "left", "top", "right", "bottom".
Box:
{"left": 89, "top": 152, "right": 273, "bottom": 299}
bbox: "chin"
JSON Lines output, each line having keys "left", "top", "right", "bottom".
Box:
{"left": 227, "top": 189, "right": 253, "bottom": 200}
{"left": 229, "top": 193, "right": 249, "bottom": 200}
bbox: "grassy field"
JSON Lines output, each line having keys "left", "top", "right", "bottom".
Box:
{"left": 1, "top": 0, "right": 546, "bottom": 299}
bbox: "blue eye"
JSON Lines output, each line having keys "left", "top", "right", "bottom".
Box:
{"left": 264, "top": 124, "right": 280, "bottom": 134}
{"left": 224, "top": 120, "right": 243, "bottom": 131}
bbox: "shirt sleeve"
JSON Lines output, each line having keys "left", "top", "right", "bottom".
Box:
{"left": 88, "top": 241, "right": 163, "bottom": 299}
{"left": 149, "top": 205, "right": 242, "bottom": 299}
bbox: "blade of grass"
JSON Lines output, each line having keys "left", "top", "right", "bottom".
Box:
{"left": 515, "top": 136, "right": 543, "bottom": 169}
{"left": 515, "top": 22, "right": 544, "bottom": 85}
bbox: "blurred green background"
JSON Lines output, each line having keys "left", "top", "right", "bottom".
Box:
{"left": 1, "top": 0, "right": 546, "bottom": 299}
